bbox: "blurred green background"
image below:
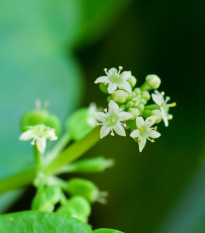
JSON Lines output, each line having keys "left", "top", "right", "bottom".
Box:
{"left": 1, "top": 0, "right": 205, "bottom": 232}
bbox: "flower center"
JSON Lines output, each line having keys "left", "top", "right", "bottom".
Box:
{"left": 139, "top": 125, "right": 149, "bottom": 137}
{"left": 109, "top": 74, "right": 123, "bottom": 84}
{"left": 106, "top": 113, "right": 119, "bottom": 127}
{"left": 33, "top": 125, "right": 48, "bottom": 137}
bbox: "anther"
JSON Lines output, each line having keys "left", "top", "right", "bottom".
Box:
{"left": 151, "top": 139, "right": 155, "bottom": 143}
{"left": 139, "top": 127, "right": 142, "bottom": 131}
{"left": 171, "top": 102, "right": 176, "bottom": 107}
{"left": 168, "top": 115, "right": 173, "bottom": 120}
{"left": 161, "top": 91, "right": 165, "bottom": 96}
{"left": 104, "top": 108, "right": 107, "bottom": 113}
{"left": 138, "top": 139, "right": 141, "bottom": 142}
{"left": 149, "top": 119, "right": 152, "bottom": 122}
{"left": 110, "top": 132, "right": 115, "bottom": 136}
{"left": 104, "top": 68, "right": 107, "bottom": 72}
{"left": 154, "top": 126, "right": 157, "bottom": 131}
{"left": 104, "top": 82, "right": 106, "bottom": 85}
{"left": 119, "top": 66, "right": 123, "bottom": 70}
{"left": 161, "top": 103, "right": 164, "bottom": 107}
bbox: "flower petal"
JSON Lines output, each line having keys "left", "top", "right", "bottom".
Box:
{"left": 113, "top": 123, "right": 126, "bottom": 136}
{"left": 94, "top": 76, "right": 109, "bottom": 84}
{"left": 107, "top": 68, "right": 117, "bottom": 76}
{"left": 95, "top": 112, "right": 107, "bottom": 123}
{"left": 152, "top": 93, "right": 163, "bottom": 106}
{"left": 36, "top": 137, "right": 46, "bottom": 154}
{"left": 136, "top": 117, "right": 145, "bottom": 128}
{"left": 119, "top": 112, "right": 133, "bottom": 121}
{"left": 147, "top": 130, "right": 161, "bottom": 138}
{"left": 118, "top": 81, "right": 132, "bottom": 93}
{"left": 19, "top": 130, "right": 35, "bottom": 141}
{"left": 145, "top": 116, "right": 158, "bottom": 127}
{"left": 108, "top": 83, "right": 117, "bottom": 93}
{"left": 138, "top": 136, "right": 146, "bottom": 152}
{"left": 121, "top": 71, "right": 131, "bottom": 80}
{"left": 100, "top": 125, "right": 111, "bottom": 138}
{"left": 108, "top": 100, "right": 119, "bottom": 114}
{"left": 161, "top": 107, "right": 169, "bottom": 127}
{"left": 130, "top": 129, "right": 140, "bottom": 138}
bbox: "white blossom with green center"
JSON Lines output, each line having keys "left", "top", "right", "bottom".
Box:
{"left": 19, "top": 124, "right": 58, "bottom": 153}
{"left": 94, "top": 67, "right": 132, "bottom": 94}
{"left": 130, "top": 116, "right": 161, "bottom": 152}
{"left": 152, "top": 90, "right": 176, "bottom": 127}
{"left": 95, "top": 100, "right": 133, "bottom": 138}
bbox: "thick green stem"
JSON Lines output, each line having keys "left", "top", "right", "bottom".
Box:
{"left": 144, "top": 104, "right": 160, "bottom": 110}
{"left": 0, "top": 127, "right": 100, "bottom": 195}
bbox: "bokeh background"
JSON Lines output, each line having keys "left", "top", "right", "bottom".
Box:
{"left": 1, "top": 0, "right": 205, "bottom": 233}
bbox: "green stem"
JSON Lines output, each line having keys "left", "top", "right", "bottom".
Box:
{"left": 0, "top": 127, "right": 100, "bottom": 195}
{"left": 34, "top": 146, "right": 41, "bottom": 171}
{"left": 144, "top": 104, "right": 160, "bottom": 110}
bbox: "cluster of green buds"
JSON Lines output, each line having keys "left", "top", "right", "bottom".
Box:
{"left": 95, "top": 67, "right": 176, "bottom": 152}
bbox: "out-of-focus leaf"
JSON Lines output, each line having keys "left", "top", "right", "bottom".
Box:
{"left": 93, "top": 229, "right": 123, "bottom": 233}
{"left": 0, "top": 211, "right": 92, "bottom": 233}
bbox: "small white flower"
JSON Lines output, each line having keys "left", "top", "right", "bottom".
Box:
{"left": 19, "top": 124, "right": 58, "bottom": 154}
{"left": 94, "top": 66, "right": 132, "bottom": 94}
{"left": 130, "top": 116, "right": 161, "bottom": 152}
{"left": 95, "top": 100, "right": 133, "bottom": 138}
{"left": 152, "top": 91, "right": 176, "bottom": 127}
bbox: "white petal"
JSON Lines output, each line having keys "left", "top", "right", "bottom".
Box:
{"left": 108, "top": 100, "right": 119, "bottom": 114}
{"left": 94, "top": 76, "right": 109, "bottom": 84}
{"left": 152, "top": 93, "right": 163, "bottom": 106}
{"left": 136, "top": 117, "right": 145, "bottom": 128}
{"left": 119, "top": 112, "right": 133, "bottom": 121}
{"left": 19, "top": 130, "right": 35, "bottom": 141}
{"left": 36, "top": 137, "right": 46, "bottom": 154}
{"left": 95, "top": 112, "right": 107, "bottom": 123}
{"left": 121, "top": 71, "right": 131, "bottom": 80}
{"left": 145, "top": 116, "right": 158, "bottom": 127}
{"left": 113, "top": 123, "right": 126, "bottom": 136}
{"left": 161, "top": 107, "right": 169, "bottom": 127}
{"left": 118, "top": 81, "right": 132, "bottom": 93}
{"left": 147, "top": 130, "right": 161, "bottom": 138}
{"left": 138, "top": 136, "right": 146, "bottom": 152}
{"left": 100, "top": 125, "right": 111, "bottom": 138}
{"left": 130, "top": 129, "right": 140, "bottom": 138}
{"left": 108, "top": 83, "right": 117, "bottom": 93}
{"left": 107, "top": 68, "right": 117, "bottom": 76}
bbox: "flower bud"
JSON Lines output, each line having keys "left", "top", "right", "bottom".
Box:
{"left": 128, "top": 108, "right": 140, "bottom": 119}
{"left": 126, "top": 101, "right": 134, "bottom": 108}
{"left": 128, "top": 75, "right": 137, "bottom": 87}
{"left": 66, "top": 178, "right": 106, "bottom": 203}
{"left": 21, "top": 110, "right": 61, "bottom": 136}
{"left": 133, "top": 88, "right": 141, "bottom": 95}
{"left": 138, "top": 104, "right": 144, "bottom": 112}
{"left": 146, "top": 74, "right": 161, "bottom": 89}
{"left": 61, "top": 157, "right": 114, "bottom": 173}
{"left": 141, "top": 91, "right": 150, "bottom": 101}
{"left": 57, "top": 196, "right": 91, "bottom": 223}
{"left": 111, "top": 90, "right": 129, "bottom": 104}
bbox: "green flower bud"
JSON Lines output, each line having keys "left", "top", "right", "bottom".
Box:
{"left": 60, "top": 157, "right": 114, "bottom": 173}
{"left": 128, "top": 108, "right": 140, "bottom": 119}
{"left": 141, "top": 98, "right": 147, "bottom": 105}
{"left": 66, "top": 178, "right": 107, "bottom": 203}
{"left": 128, "top": 75, "right": 137, "bottom": 87}
{"left": 152, "top": 109, "right": 162, "bottom": 123}
{"left": 146, "top": 74, "right": 161, "bottom": 89}
{"left": 31, "top": 185, "right": 62, "bottom": 212}
{"left": 126, "top": 101, "right": 134, "bottom": 108}
{"left": 133, "top": 88, "right": 141, "bottom": 95}
{"left": 141, "top": 91, "right": 150, "bottom": 101}
{"left": 111, "top": 90, "right": 129, "bottom": 104}
{"left": 138, "top": 104, "right": 144, "bottom": 112}
{"left": 99, "top": 83, "right": 109, "bottom": 94}
{"left": 57, "top": 196, "right": 91, "bottom": 223}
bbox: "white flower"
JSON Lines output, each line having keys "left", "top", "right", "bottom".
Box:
{"left": 130, "top": 116, "right": 161, "bottom": 152}
{"left": 95, "top": 100, "right": 133, "bottom": 139}
{"left": 152, "top": 91, "right": 176, "bottom": 127}
{"left": 94, "top": 66, "right": 132, "bottom": 94}
{"left": 19, "top": 124, "right": 58, "bottom": 154}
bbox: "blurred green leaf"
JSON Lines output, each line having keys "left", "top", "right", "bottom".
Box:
{"left": 93, "top": 229, "right": 123, "bottom": 233}
{"left": 0, "top": 211, "right": 92, "bottom": 233}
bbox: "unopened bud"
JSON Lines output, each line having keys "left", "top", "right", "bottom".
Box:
{"left": 128, "top": 75, "right": 137, "bottom": 87}
{"left": 112, "top": 90, "right": 129, "bottom": 104}
{"left": 128, "top": 108, "right": 140, "bottom": 119}
{"left": 141, "top": 91, "right": 151, "bottom": 101}
{"left": 146, "top": 74, "right": 161, "bottom": 89}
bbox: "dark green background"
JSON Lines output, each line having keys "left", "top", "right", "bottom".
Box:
{"left": 1, "top": 0, "right": 205, "bottom": 232}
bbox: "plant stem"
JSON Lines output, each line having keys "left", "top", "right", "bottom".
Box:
{"left": 0, "top": 127, "right": 100, "bottom": 195}
{"left": 144, "top": 104, "right": 160, "bottom": 110}
{"left": 34, "top": 146, "right": 41, "bottom": 171}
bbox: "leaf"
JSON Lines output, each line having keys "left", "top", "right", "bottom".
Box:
{"left": 0, "top": 211, "right": 92, "bottom": 233}
{"left": 93, "top": 229, "right": 123, "bottom": 233}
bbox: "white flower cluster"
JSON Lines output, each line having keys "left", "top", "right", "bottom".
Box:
{"left": 94, "top": 67, "right": 176, "bottom": 152}
{"left": 19, "top": 124, "right": 58, "bottom": 154}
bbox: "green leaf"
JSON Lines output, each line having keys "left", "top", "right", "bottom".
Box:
{"left": 0, "top": 211, "right": 92, "bottom": 233}
{"left": 93, "top": 229, "right": 123, "bottom": 233}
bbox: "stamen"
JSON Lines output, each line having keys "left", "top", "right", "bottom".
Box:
{"left": 171, "top": 102, "right": 176, "bottom": 107}
{"left": 149, "top": 119, "right": 152, "bottom": 122}
{"left": 119, "top": 66, "right": 123, "bottom": 70}
{"left": 110, "top": 131, "right": 115, "bottom": 136}
{"left": 104, "top": 68, "right": 108, "bottom": 75}
{"left": 104, "top": 82, "right": 107, "bottom": 85}
{"left": 138, "top": 139, "right": 141, "bottom": 142}
{"left": 104, "top": 108, "right": 107, "bottom": 113}
{"left": 166, "top": 96, "right": 170, "bottom": 102}
{"left": 123, "top": 123, "right": 127, "bottom": 127}
{"left": 139, "top": 127, "right": 142, "bottom": 131}
{"left": 161, "top": 91, "right": 165, "bottom": 96}
{"left": 151, "top": 139, "right": 155, "bottom": 143}
{"left": 154, "top": 126, "right": 157, "bottom": 131}
{"left": 161, "top": 103, "right": 164, "bottom": 107}
{"left": 168, "top": 115, "right": 173, "bottom": 120}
